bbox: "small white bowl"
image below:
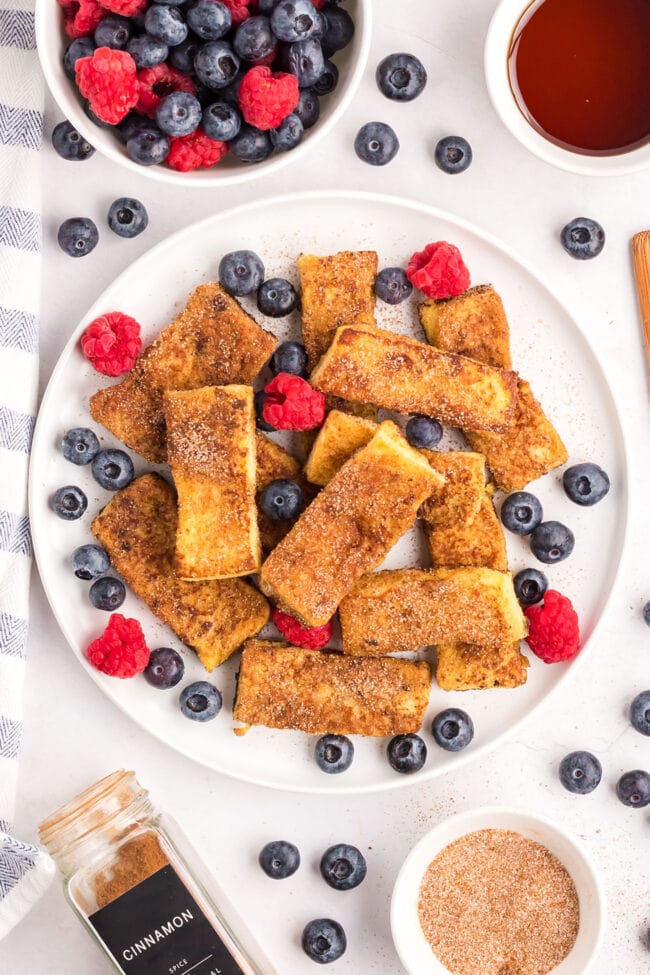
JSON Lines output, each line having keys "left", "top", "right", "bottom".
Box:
{"left": 36, "top": 0, "right": 371, "bottom": 187}
{"left": 391, "top": 806, "right": 605, "bottom": 975}
{"left": 484, "top": 0, "right": 650, "bottom": 176}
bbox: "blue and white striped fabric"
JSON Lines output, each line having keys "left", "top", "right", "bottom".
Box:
{"left": 0, "top": 0, "right": 55, "bottom": 941}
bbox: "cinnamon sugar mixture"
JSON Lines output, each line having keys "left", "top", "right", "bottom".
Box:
{"left": 418, "top": 829, "right": 579, "bottom": 975}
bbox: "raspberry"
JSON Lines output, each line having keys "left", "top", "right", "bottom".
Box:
{"left": 85, "top": 614, "right": 150, "bottom": 678}
{"left": 136, "top": 64, "right": 196, "bottom": 119}
{"left": 524, "top": 590, "right": 580, "bottom": 664}
{"left": 75, "top": 48, "right": 138, "bottom": 124}
{"left": 81, "top": 311, "right": 142, "bottom": 376}
{"left": 406, "top": 241, "right": 470, "bottom": 300}
{"left": 272, "top": 608, "right": 332, "bottom": 650}
{"left": 238, "top": 66, "right": 299, "bottom": 130}
{"left": 168, "top": 129, "right": 228, "bottom": 171}
{"left": 221, "top": 0, "right": 253, "bottom": 24}
{"left": 59, "top": 0, "right": 105, "bottom": 39}
{"left": 100, "top": 0, "right": 147, "bottom": 15}
{"left": 263, "top": 372, "right": 326, "bottom": 431}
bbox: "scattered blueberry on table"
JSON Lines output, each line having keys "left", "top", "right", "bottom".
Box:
{"left": 302, "top": 918, "right": 347, "bottom": 965}
{"left": 558, "top": 751, "right": 602, "bottom": 795}
{"left": 434, "top": 135, "right": 473, "bottom": 175}
{"left": 52, "top": 120, "right": 95, "bottom": 161}
{"left": 57, "top": 217, "right": 99, "bottom": 258}
{"left": 376, "top": 52, "right": 427, "bottom": 102}
{"left": 616, "top": 770, "right": 650, "bottom": 808}
{"left": 107, "top": 197, "right": 149, "bottom": 238}
{"left": 354, "top": 122, "right": 400, "bottom": 167}
{"left": 259, "top": 840, "right": 300, "bottom": 880}
{"left": 629, "top": 691, "right": 650, "bottom": 737}
{"left": 320, "top": 844, "right": 367, "bottom": 891}
{"left": 561, "top": 218, "right": 606, "bottom": 260}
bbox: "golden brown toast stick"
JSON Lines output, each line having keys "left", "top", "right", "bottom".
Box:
{"left": 91, "top": 474, "right": 269, "bottom": 671}
{"left": 90, "top": 283, "right": 276, "bottom": 464}
{"left": 424, "top": 493, "right": 508, "bottom": 572}
{"left": 233, "top": 640, "right": 431, "bottom": 736}
{"left": 259, "top": 421, "right": 443, "bottom": 626}
{"left": 304, "top": 409, "right": 377, "bottom": 486}
{"left": 419, "top": 450, "right": 486, "bottom": 526}
{"left": 310, "top": 326, "right": 518, "bottom": 433}
{"left": 419, "top": 285, "right": 512, "bottom": 369}
{"left": 339, "top": 568, "right": 526, "bottom": 655}
{"left": 165, "top": 385, "right": 260, "bottom": 580}
{"left": 436, "top": 641, "right": 528, "bottom": 690}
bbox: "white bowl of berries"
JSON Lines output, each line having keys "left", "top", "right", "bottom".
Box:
{"left": 36, "top": 0, "right": 370, "bottom": 184}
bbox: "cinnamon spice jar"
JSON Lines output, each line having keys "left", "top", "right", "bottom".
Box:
{"left": 39, "top": 770, "right": 277, "bottom": 975}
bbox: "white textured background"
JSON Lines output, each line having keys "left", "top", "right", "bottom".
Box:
{"left": 5, "top": 1, "right": 650, "bottom": 971}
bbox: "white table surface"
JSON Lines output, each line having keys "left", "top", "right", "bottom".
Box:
{"left": 5, "top": 1, "right": 650, "bottom": 971}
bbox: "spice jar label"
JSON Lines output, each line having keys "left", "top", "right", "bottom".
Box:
{"left": 88, "top": 864, "right": 247, "bottom": 975}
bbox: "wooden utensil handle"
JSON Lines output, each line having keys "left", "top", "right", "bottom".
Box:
{"left": 633, "top": 231, "right": 650, "bottom": 368}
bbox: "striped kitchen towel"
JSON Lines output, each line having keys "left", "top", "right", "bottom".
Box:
{"left": 0, "top": 0, "right": 55, "bottom": 941}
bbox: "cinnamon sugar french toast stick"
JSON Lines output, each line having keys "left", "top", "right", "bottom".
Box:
{"left": 164, "top": 385, "right": 260, "bottom": 580}
{"left": 419, "top": 285, "right": 513, "bottom": 370}
{"left": 233, "top": 640, "right": 431, "bottom": 736}
{"left": 259, "top": 421, "right": 443, "bottom": 626}
{"left": 92, "top": 474, "right": 269, "bottom": 671}
{"left": 90, "top": 283, "right": 276, "bottom": 464}
{"left": 339, "top": 568, "right": 526, "bottom": 656}
{"left": 436, "top": 641, "right": 528, "bottom": 691}
{"left": 310, "top": 326, "right": 519, "bottom": 433}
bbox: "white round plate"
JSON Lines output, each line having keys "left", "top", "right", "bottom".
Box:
{"left": 29, "top": 191, "right": 629, "bottom": 794}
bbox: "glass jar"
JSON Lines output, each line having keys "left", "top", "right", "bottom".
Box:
{"left": 39, "top": 770, "right": 277, "bottom": 975}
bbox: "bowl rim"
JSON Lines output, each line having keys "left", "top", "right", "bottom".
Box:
{"left": 35, "top": 0, "right": 372, "bottom": 187}
{"left": 484, "top": 0, "right": 650, "bottom": 176}
{"left": 390, "top": 804, "right": 606, "bottom": 975}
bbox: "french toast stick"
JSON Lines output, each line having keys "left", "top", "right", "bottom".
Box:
{"left": 419, "top": 285, "right": 512, "bottom": 369}
{"left": 419, "top": 450, "right": 486, "bottom": 527}
{"left": 164, "top": 385, "right": 260, "bottom": 580}
{"left": 304, "top": 409, "right": 377, "bottom": 486}
{"left": 259, "top": 421, "right": 443, "bottom": 626}
{"left": 310, "top": 326, "right": 519, "bottom": 433}
{"left": 233, "top": 640, "right": 431, "bottom": 736}
{"left": 298, "top": 250, "right": 378, "bottom": 365}
{"left": 90, "top": 283, "right": 276, "bottom": 464}
{"left": 424, "top": 493, "right": 508, "bottom": 571}
{"left": 339, "top": 568, "right": 527, "bottom": 656}
{"left": 255, "top": 433, "right": 316, "bottom": 554}
{"left": 436, "top": 641, "right": 529, "bottom": 691}
{"left": 91, "top": 473, "right": 269, "bottom": 671}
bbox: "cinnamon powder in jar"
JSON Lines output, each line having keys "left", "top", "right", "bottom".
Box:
{"left": 93, "top": 829, "right": 169, "bottom": 908}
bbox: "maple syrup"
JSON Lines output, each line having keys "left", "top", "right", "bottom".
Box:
{"left": 508, "top": 0, "right": 650, "bottom": 155}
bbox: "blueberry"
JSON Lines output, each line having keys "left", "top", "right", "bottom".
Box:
{"left": 276, "top": 38, "right": 324, "bottom": 87}
{"left": 94, "top": 14, "right": 132, "bottom": 48}
{"left": 126, "top": 33, "right": 169, "bottom": 69}
{"left": 260, "top": 478, "right": 304, "bottom": 521}
{"left": 435, "top": 135, "right": 473, "bottom": 174}
{"left": 51, "top": 485, "right": 87, "bottom": 520}
{"left": 530, "top": 520, "right": 575, "bottom": 564}
{"left": 259, "top": 840, "right": 300, "bottom": 879}
{"left": 270, "top": 340, "right": 307, "bottom": 375}
{"left": 57, "top": 218, "right": 99, "bottom": 258}
{"left": 202, "top": 100, "right": 241, "bottom": 141}
{"left": 432, "top": 708, "right": 474, "bottom": 752}
{"left": 72, "top": 544, "right": 110, "bottom": 580}
{"left": 320, "top": 5, "right": 353, "bottom": 55}
{"left": 616, "top": 769, "right": 650, "bottom": 808}
{"left": 63, "top": 37, "right": 95, "bottom": 79}
{"left": 376, "top": 52, "right": 427, "bottom": 102}
{"left": 387, "top": 733, "right": 427, "bottom": 773}
{"left": 320, "top": 844, "right": 366, "bottom": 891}
{"left": 119, "top": 113, "right": 156, "bottom": 142}
{"left": 255, "top": 390, "right": 275, "bottom": 431}
{"left": 229, "top": 123, "right": 273, "bottom": 162}
{"left": 194, "top": 40, "right": 240, "bottom": 89}
{"left": 233, "top": 15, "right": 277, "bottom": 61}
{"left": 375, "top": 267, "right": 412, "bottom": 305}
{"left": 563, "top": 462, "right": 610, "bottom": 506}
{"left": 643, "top": 601, "right": 650, "bottom": 627}
{"left": 271, "top": 0, "right": 319, "bottom": 42}
{"left": 405, "top": 415, "right": 442, "bottom": 450}
{"left": 294, "top": 86, "right": 320, "bottom": 128}
{"left": 126, "top": 126, "right": 170, "bottom": 166}
{"left": 559, "top": 751, "right": 602, "bottom": 795}
{"left": 179, "top": 681, "right": 222, "bottom": 721}
{"left": 314, "top": 59, "right": 338, "bottom": 96}
{"left": 513, "top": 568, "right": 548, "bottom": 606}
{"left": 630, "top": 691, "right": 650, "bottom": 737}
{"left": 354, "top": 122, "right": 399, "bottom": 166}
{"left": 219, "top": 249, "right": 265, "bottom": 296}
{"left": 91, "top": 449, "right": 135, "bottom": 491}
{"left": 169, "top": 36, "right": 201, "bottom": 73}
{"left": 186, "top": 0, "right": 231, "bottom": 39}
{"left": 144, "top": 647, "right": 185, "bottom": 689}
{"left": 61, "top": 427, "right": 100, "bottom": 465}
{"left": 155, "top": 90, "right": 202, "bottom": 136}
{"left": 89, "top": 576, "right": 126, "bottom": 611}
{"left": 315, "top": 735, "right": 354, "bottom": 774}
{"left": 258, "top": 279, "right": 299, "bottom": 317}
{"left": 500, "top": 491, "right": 543, "bottom": 535}
{"left": 51, "top": 121, "right": 95, "bottom": 162}
{"left": 269, "top": 112, "right": 304, "bottom": 150}
{"left": 561, "top": 218, "right": 605, "bottom": 260}
{"left": 144, "top": 5, "right": 187, "bottom": 46}
{"left": 107, "top": 197, "right": 149, "bottom": 239}
{"left": 302, "top": 918, "right": 346, "bottom": 964}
